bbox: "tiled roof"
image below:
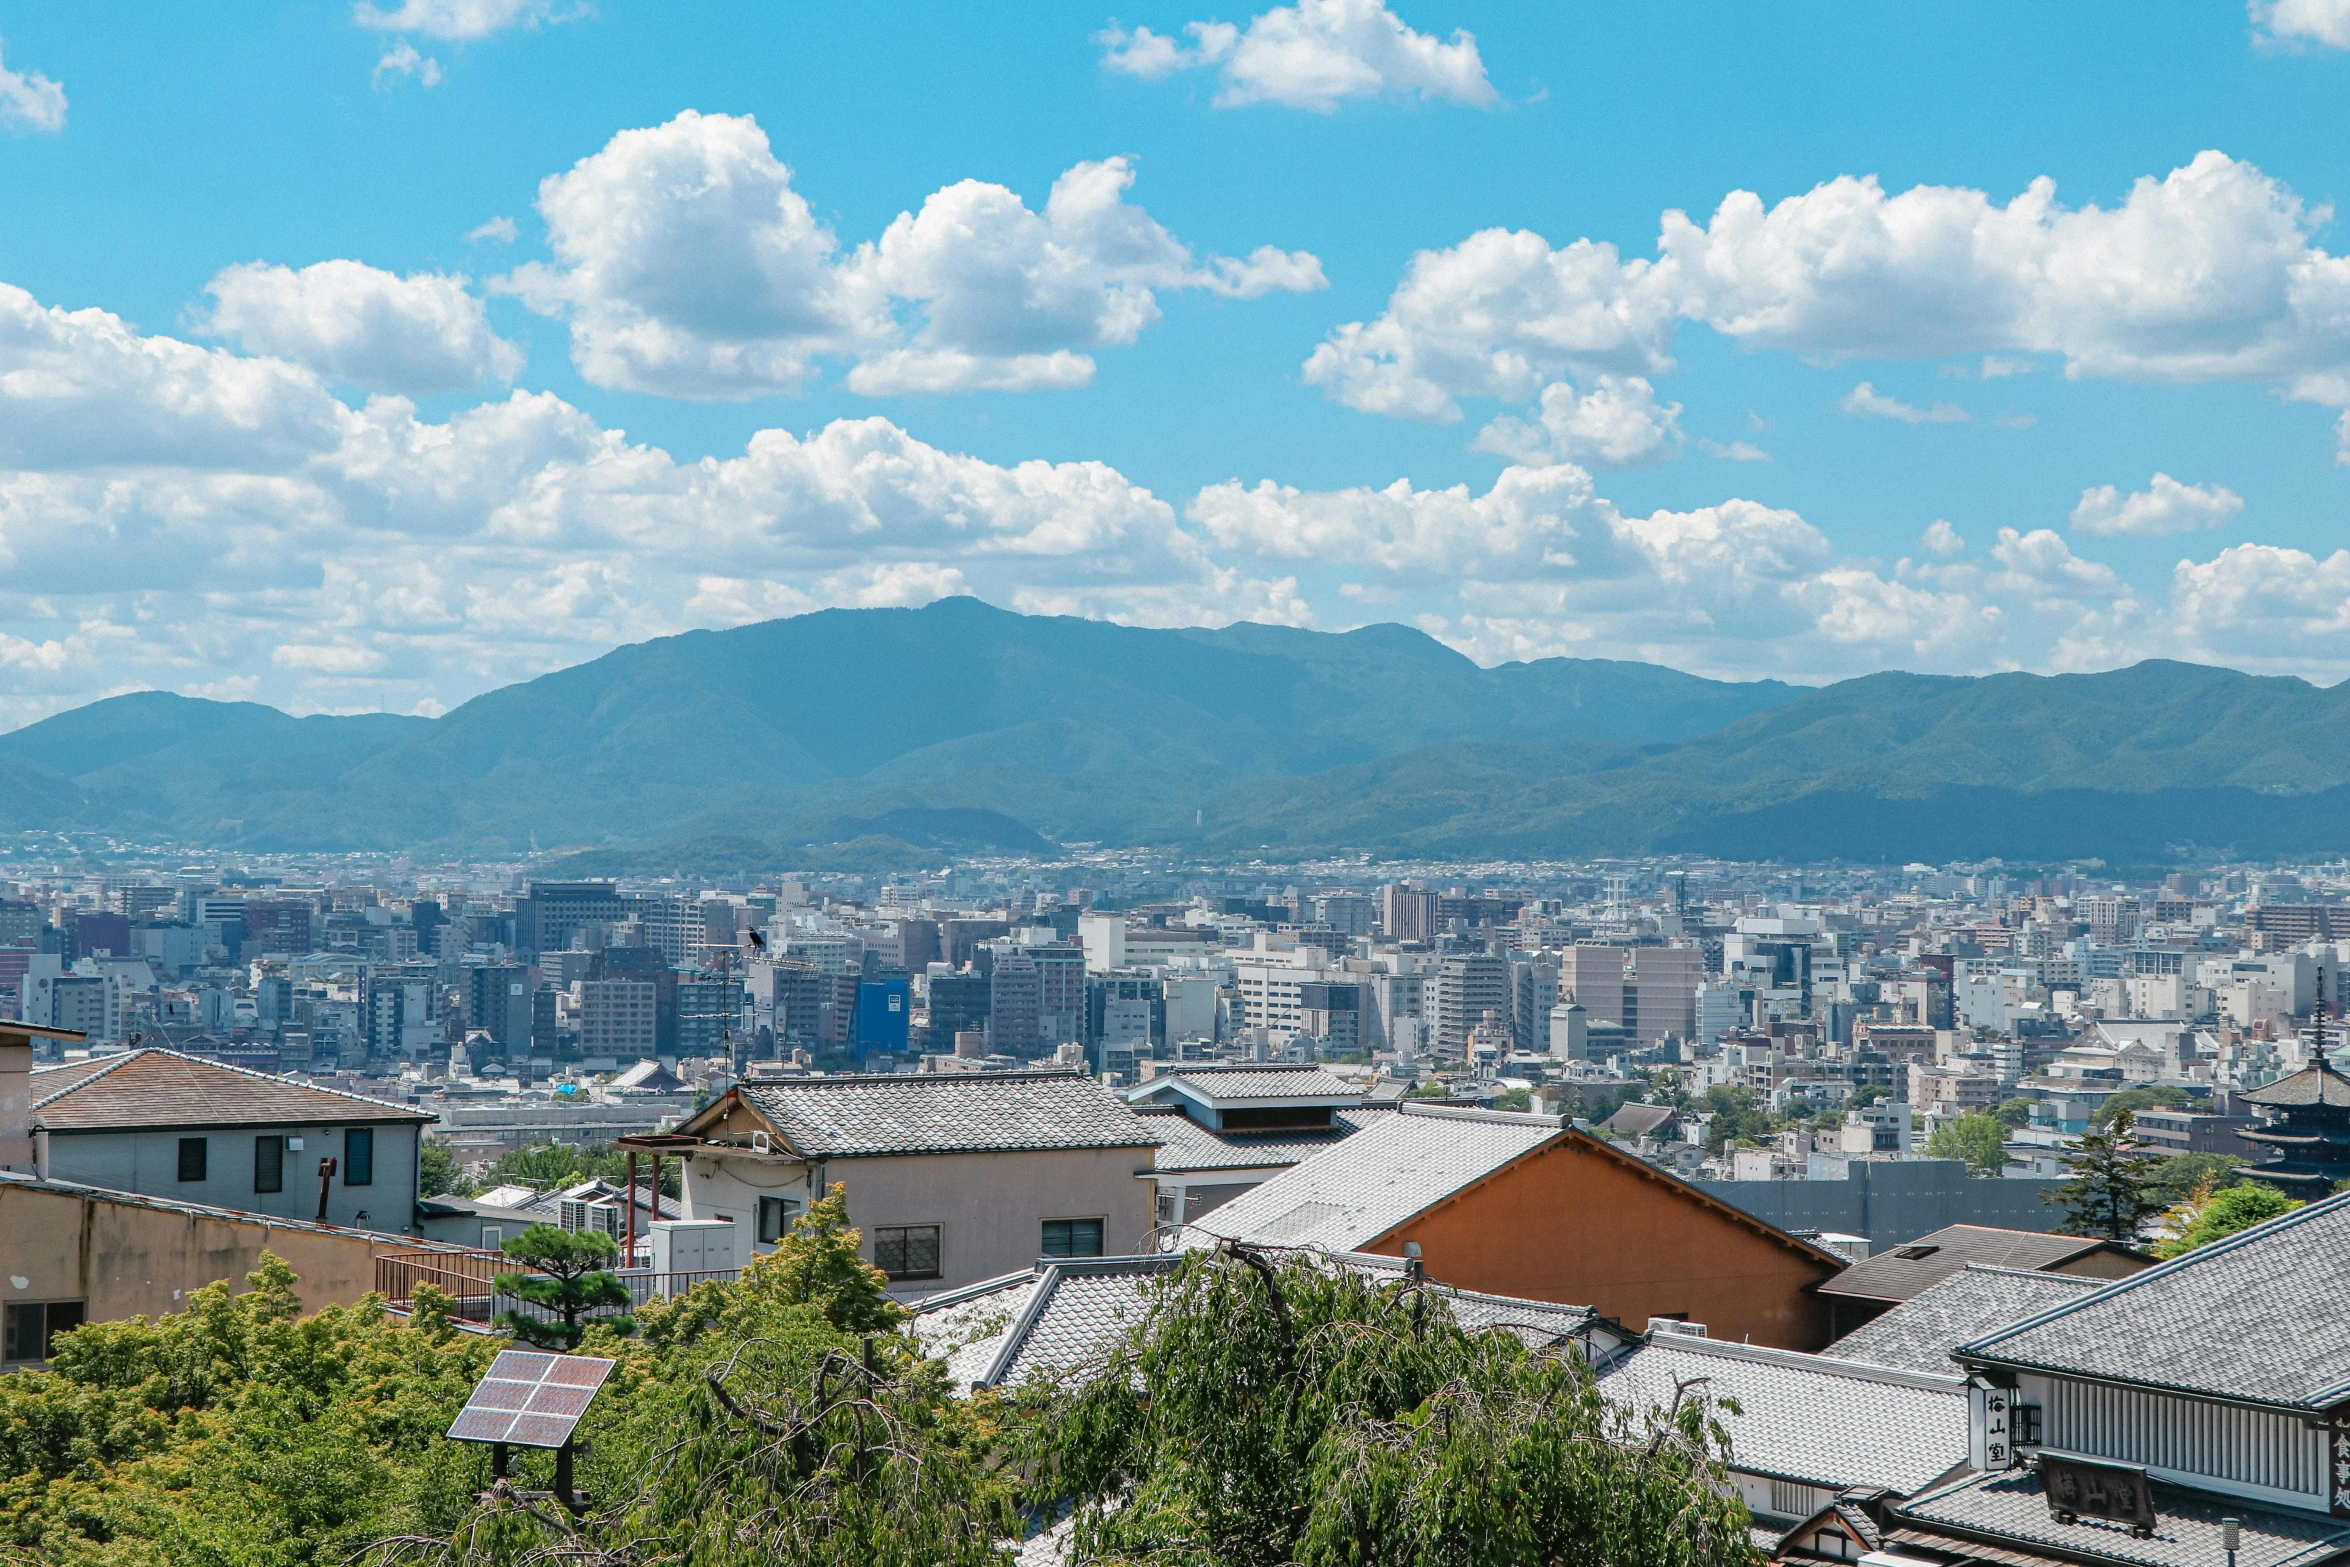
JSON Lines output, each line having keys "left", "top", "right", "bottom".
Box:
{"left": 2242, "top": 1063, "right": 2350, "bottom": 1108}
{"left": 1138, "top": 1105, "right": 1391, "bottom": 1174}
{"left": 911, "top": 1251, "right": 1600, "bottom": 1391}
{"left": 1958, "top": 1189, "right": 2350, "bottom": 1412}
{"left": 1596, "top": 1333, "right": 1969, "bottom": 1496}
{"left": 1127, "top": 1065, "right": 1363, "bottom": 1105}
{"left": 1603, "top": 1102, "right": 1676, "bottom": 1138}
{"left": 1187, "top": 1103, "right": 1567, "bottom": 1252}
{"left": 1817, "top": 1224, "right": 2124, "bottom": 1304}
{"left": 32, "top": 1048, "right": 432, "bottom": 1132}
{"left": 1892, "top": 1466, "right": 2350, "bottom": 1567}
{"left": 1824, "top": 1264, "right": 2102, "bottom": 1374}
{"left": 729, "top": 1070, "right": 1160, "bottom": 1159}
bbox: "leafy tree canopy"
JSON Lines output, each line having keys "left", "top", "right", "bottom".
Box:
{"left": 1925, "top": 1110, "right": 2009, "bottom": 1177}
{"left": 2152, "top": 1181, "right": 2301, "bottom": 1259}
{"left": 1025, "top": 1244, "right": 1757, "bottom": 1567}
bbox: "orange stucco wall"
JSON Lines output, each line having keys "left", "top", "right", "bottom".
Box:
{"left": 1367, "top": 1134, "right": 1840, "bottom": 1350}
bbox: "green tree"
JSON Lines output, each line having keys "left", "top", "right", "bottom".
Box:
{"left": 733, "top": 1183, "right": 905, "bottom": 1335}
{"left": 1028, "top": 1243, "right": 1755, "bottom": 1567}
{"left": 481, "top": 1141, "right": 680, "bottom": 1197}
{"left": 1699, "top": 1084, "right": 1772, "bottom": 1155}
{"left": 1926, "top": 1110, "right": 2010, "bottom": 1176}
{"left": 1994, "top": 1097, "right": 2036, "bottom": 1130}
{"left": 495, "top": 1224, "right": 634, "bottom": 1350}
{"left": 2153, "top": 1182, "right": 2301, "bottom": 1258}
{"left": 417, "top": 1139, "right": 462, "bottom": 1199}
{"left": 1489, "top": 1087, "right": 1533, "bottom": 1112}
{"left": 2143, "top": 1151, "right": 2245, "bottom": 1209}
{"left": 1403, "top": 1081, "right": 1450, "bottom": 1100}
{"left": 2090, "top": 1084, "right": 2195, "bottom": 1129}
{"left": 2046, "top": 1108, "right": 2160, "bottom": 1242}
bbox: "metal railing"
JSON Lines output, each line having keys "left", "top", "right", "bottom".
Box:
{"left": 374, "top": 1249, "right": 742, "bottom": 1326}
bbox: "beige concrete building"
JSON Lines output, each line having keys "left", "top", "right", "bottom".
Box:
{"left": 0, "top": 1172, "right": 451, "bottom": 1366}
{"left": 625, "top": 1069, "right": 1160, "bottom": 1300}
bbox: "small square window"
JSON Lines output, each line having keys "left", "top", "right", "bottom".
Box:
{"left": 344, "top": 1128, "right": 373, "bottom": 1187}
{"left": 177, "top": 1137, "right": 207, "bottom": 1182}
{"left": 254, "top": 1135, "right": 284, "bottom": 1194}
{"left": 1042, "top": 1218, "right": 1103, "bottom": 1259}
{"left": 756, "top": 1196, "right": 802, "bottom": 1245}
{"left": 3, "top": 1301, "right": 83, "bottom": 1364}
{"left": 872, "top": 1225, "right": 941, "bottom": 1280}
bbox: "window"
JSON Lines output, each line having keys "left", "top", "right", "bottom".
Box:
{"left": 756, "top": 1196, "right": 802, "bottom": 1245}
{"left": 177, "top": 1137, "right": 207, "bottom": 1182}
{"left": 1042, "top": 1218, "right": 1104, "bottom": 1258}
{"left": 344, "top": 1127, "right": 373, "bottom": 1187}
{"left": 254, "top": 1135, "right": 284, "bottom": 1194}
{"left": 3, "top": 1301, "right": 84, "bottom": 1364}
{"left": 872, "top": 1225, "right": 941, "bottom": 1280}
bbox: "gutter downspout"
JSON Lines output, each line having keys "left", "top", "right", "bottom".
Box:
{"left": 34, "top": 1123, "right": 48, "bottom": 1181}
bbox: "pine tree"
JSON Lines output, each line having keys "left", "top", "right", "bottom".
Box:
{"left": 495, "top": 1223, "right": 634, "bottom": 1349}
{"left": 2046, "top": 1107, "right": 2161, "bottom": 1242}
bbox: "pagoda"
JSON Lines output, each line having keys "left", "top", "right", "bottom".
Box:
{"left": 2238, "top": 1011, "right": 2350, "bottom": 1194}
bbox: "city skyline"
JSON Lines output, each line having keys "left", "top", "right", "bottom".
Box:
{"left": 6, "top": 3, "right": 2350, "bottom": 726}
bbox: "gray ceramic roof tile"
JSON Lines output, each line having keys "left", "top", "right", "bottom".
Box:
{"left": 1597, "top": 1334, "right": 1969, "bottom": 1495}
{"left": 1139, "top": 1106, "right": 1391, "bottom": 1174}
{"left": 2242, "top": 1063, "right": 2350, "bottom": 1108}
{"left": 736, "top": 1070, "right": 1160, "bottom": 1159}
{"left": 1131, "top": 1065, "right": 1362, "bottom": 1104}
{"left": 1959, "top": 1189, "right": 2350, "bottom": 1411}
{"left": 1817, "top": 1224, "right": 2120, "bottom": 1304}
{"left": 909, "top": 1271, "right": 1043, "bottom": 1388}
{"left": 1894, "top": 1467, "right": 2350, "bottom": 1567}
{"left": 1825, "top": 1264, "right": 2104, "bottom": 1374}
{"left": 912, "top": 1251, "right": 1598, "bottom": 1390}
{"left": 1188, "top": 1103, "right": 1566, "bottom": 1252}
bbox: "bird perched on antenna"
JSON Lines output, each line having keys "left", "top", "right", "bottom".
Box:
{"left": 746, "top": 929, "right": 765, "bottom": 952}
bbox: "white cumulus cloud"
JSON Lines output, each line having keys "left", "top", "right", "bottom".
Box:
{"left": 2070, "top": 473, "right": 2245, "bottom": 537}
{"left": 1840, "top": 381, "right": 1971, "bottom": 424}
{"left": 1471, "top": 376, "right": 1683, "bottom": 469}
{"left": 197, "top": 260, "right": 522, "bottom": 394}
{"left": 2252, "top": 0, "right": 2350, "bottom": 47}
{"left": 504, "top": 112, "right": 1319, "bottom": 399}
{"left": 0, "top": 38, "right": 66, "bottom": 132}
{"left": 351, "top": 0, "right": 588, "bottom": 39}
{"left": 371, "top": 39, "right": 443, "bottom": 87}
{"left": 1310, "top": 150, "right": 2350, "bottom": 457}
{"left": 1099, "top": 0, "right": 1495, "bottom": 111}
{"left": 1301, "top": 228, "right": 1676, "bottom": 420}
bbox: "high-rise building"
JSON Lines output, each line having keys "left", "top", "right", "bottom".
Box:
{"left": 516, "top": 881, "right": 627, "bottom": 961}
{"left": 463, "top": 961, "right": 532, "bottom": 1053}
{"left": 241, "top": 900, "right": 314, "bottom": 955}
{"left": 1314, "top": 894, "right": 1375, "bottom": 938}
{"left": 926, "top": 970, "right": 992, "bottom": 1044}
{"left": 1628, "top": 944, "right": 1704, "bottom": 1043}
{"left": 989, "top": 950, "right": 1041, "bottom": 1054}
{"left": 1435, "top": 954, "right": 1508, "bottom": 1054}
{"left": 580, "top": 978, "right": 658, "bottom": 1058}
{"left": 1380, "top": 885, "right": 1436, "bottom": 942}
{"left": 1557, "top": 946, "right": 1628, "bottom": 1026}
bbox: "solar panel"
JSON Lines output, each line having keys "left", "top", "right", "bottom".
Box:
{"left": 447, "top": 1350, "right": 616, "bottom": 1448}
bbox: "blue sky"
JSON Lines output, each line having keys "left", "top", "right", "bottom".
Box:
{"left": 3, "top": 0, "right": 2350, "bottom": 724}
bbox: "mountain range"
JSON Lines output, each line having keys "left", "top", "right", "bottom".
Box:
{"left": 5, "top": 597, "right": 2347, "bottom": 867}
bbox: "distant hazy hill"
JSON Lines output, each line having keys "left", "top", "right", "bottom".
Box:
{"left": 9, "top": 601, "right": 2349, "bottom": 865}
{"left": 0, "top": 599, "right": 1799, "bottom": 858}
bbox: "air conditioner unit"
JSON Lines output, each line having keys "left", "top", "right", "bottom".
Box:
{"left": 750, "top": 1130, "right": 771, "bottom": 1153}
